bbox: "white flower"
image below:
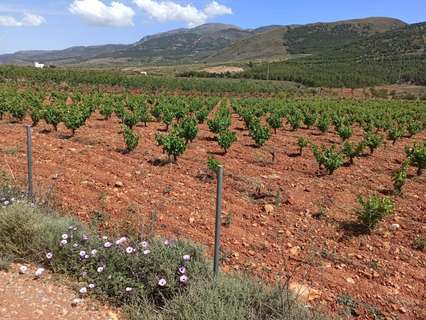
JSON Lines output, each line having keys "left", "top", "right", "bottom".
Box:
{"left": 102, "top": 236, "right": 108, "bottom": 240}
{"left": 84, "top": 255, "right": 89, "bottom": 259}
{"left": 68, "top": 225, "right": 75, "bottom": 230}
{"left": 73, "top": 243, "right": 79, "bottom": 248}
{"left": 179, "top": 275, "right": 188, "bottom": 284}
{"left": 115, "top": 237, "right": 127, "bottom": 245}
{"left": 73, "top": 227, "right": 77, "bottom": 231}
{"left": 19, "top": 265, "right": 28, "bottom": 274}
{"left": 82, "top": 234, "right": 89, "bottom": 241}
{"left": 183, "top": 255, "right": 191, "bottom": 261}
{"left": 60, "top": 239, "right": 68, "bottom": 246}
{"left": 143, "top": 249, "right": 150, "bottom": 255}
{"left": 61, "top": 234, "right": 69, "bottom": 240}
{"left": 125, "top": 287, "right": 132, "bottom": 292}
{"left": 88, "top": 283, "right": 96, "bottom": 289}
{"left": 104, "top": 242, "right": 112, "bottom": 248}
{"left": 79, "top": 287, "right": 87, "bottom": 295}
{"left": 158, "top": 278, "right": 167, "bottom": 287}
{"left": 46, "top": 252, "right": 53, "bottom": 260}
{"left": 91, "top": 249, "right": 97, "bottom": 256}
{"left": 141, "top": 241, "right": 148, "bottom": 248}
{"left": 125, "top": 246, "right": 134, "bottom": 254}
{"left": 97, "top": 266, "right": 104, "bottom": 273}
{"left": 35, "top": 268, "right": 45, "bottom": 278}
{"left": 79, "top": 251, "right": 86, "bottom": 258}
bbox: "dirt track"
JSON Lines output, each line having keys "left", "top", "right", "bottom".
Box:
{"left": 0, "top": 107, "right": 425, "bottom": 319}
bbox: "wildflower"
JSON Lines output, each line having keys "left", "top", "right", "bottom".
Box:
{"left": 61, "top": 234, "right": 69, "bottom": 240}
{"left": 73, "top": 227, "right": 77, "bottom": 231}
{"left": 82, "top": 234, "right": 89, "bottom": 242}
{"left": 35, "top": 268, "right": 45, "bottom": 278}
{"left": 60, "top": 239, "right": 68, "bottom": 246}
{"left": 141, "top": 241, "right": 148, "bottom": 248}
{"left": 81, "top": 271, "right": 87, "bottom": 277}
{"left": 183, "top": 255, "right": 191, "bottom": 261}
{"left": 73, "top": 243, "right": 79, "bottom": 248}
{"left": 179, "top": 275, "right": 188, "bottom": 284}
{"left": 79, "top": 287, "right": 87, "bottom": 295}
{"left": 164, "top": 240, "right": 171, "bottom": 246}
{"left": 125, "top": 287, "right": 133, "bottom": 292}
{"left": 178, "top": 266, "right": 186, "bottom": 274}
{"left": 125, "top": 246, "right": 134, "bottom": 254}
{"left": 68, "top": 225, "right": 75, "bottom": 230}
{"left": 158, "top": 278, "right": 167, "bottom": 287}
{"left": 88, "top": 283, "right": 96, "bottom": 289}
{"left": 115, "top": 237, "right": 127, "bottom": 245}
{"left": 46, "top": 252, "right": 53, "bottom": 260}
{"left": 102, "top": 236, "right": 108, "bottom": 240}
{"left": 79, "top": 251, "right": 86, "bottom": 258}
{"left": 143, "top": 249, "right": 150, "bottom": 255}
{"left": 84, "top": 255, "right": 89, "bottom": 259}
{"left": 97, "top": 266, "right": 104, "bottom": 273}
{"left": 19, "top": 265, "right": 28, "bottom": 274}
{"left": 104, "top": 242, "right": 112, "bottom": 248}
{"left": 91, "top": 249, "right": 97, "bottom": 256}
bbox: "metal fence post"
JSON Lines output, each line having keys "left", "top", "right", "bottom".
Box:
{"left": 213, "top": 165, "right": 224, "bottom": 277}
{"left": 26, "top": 125, "right": 33, "bottom": 198}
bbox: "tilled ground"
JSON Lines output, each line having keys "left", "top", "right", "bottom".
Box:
{"left": 0, "top": 106, "right": 425, "bottom": 319}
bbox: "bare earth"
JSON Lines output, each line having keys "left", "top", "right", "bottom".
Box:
{"left": 0, "top": 264, "right": 120, "bottom": 320}
{"left": 0, "top": 101, "right": 425, "bottom": 319}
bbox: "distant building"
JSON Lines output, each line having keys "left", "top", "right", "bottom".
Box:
{"left": 34, "top": 62, "right": 45, "bottom": 69}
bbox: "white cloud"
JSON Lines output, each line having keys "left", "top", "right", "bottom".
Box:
{"left": 204, "top": 1, "right": 232, "bottom": 18}
{"left": 69, "top": 0, "right": 135, "bottom": 27}
{"left": 133, "top": 0, "right": 233, "bottom": 27}
{"left": 0, "top": 13, "right": 46, "bottom": 27}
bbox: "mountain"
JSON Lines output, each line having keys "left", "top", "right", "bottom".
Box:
{"left": 0, "top": 18, "right": 416, "bottom": 66}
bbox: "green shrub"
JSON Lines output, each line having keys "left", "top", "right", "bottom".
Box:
{"left": 341, "top": 141, "right": 364, "bottom": 164}
{"left": 207, "top": 156, "right": 221, "bottom": 174}
{"left": 287, "top": 112, "right": 302, "bottom": 131}
{"left": 123, "top": 125, "right": 139, "bottom": 153}
{"left": 303, "top": 112, "right": 317, "bottom": 129}
{"left": 392, "top": 160, "right": 409, "bottom": 195}
{"left": 63, "top": 107, "right": 87, "bottom": 136}
{"left": 387, "top": 127, "right": 404, "bottom": 145}
{"left": 249, "top": 122, "right": 271, "bottom": 147}
{"left": 267, "top": 113, "right": 282, "bottom": 133}
{"left": 123, "top": 111, "right": 139, "bottom": 129}
{"left": 297, "top": 137, "right": 309, "bottom": 155}
{"left": 311, "top": 144, "right": 344, "bottom": 174}
{"left": 159, "top": 132, "right": 187, "bottom": 162}
{"left": 337, "top": 126, "right": 353, "bottom": 141}
{"left": 317, "top": 114, "right": 330, "bottom": 134}
{"left": 357, "top": 195, "right": 395, "bottom": 230}
{"left": 207, "top": 117, "right": 231, "bottom": 134}
{"left": 43, "top": 105, "right": 63, "bottom": 131}
{"left": 99, "top": 101, "right": 114, "bottom": 120}
{"left": 217, "top": 130, "right": 237, "bottom": 154}
{"left": 362, "top": 132, "right": 383, "bottom": 154}
{"left": 195, "top": 109, "right": 209, "bottom": 124}
{"left": 0, "top": 202, "right": 326, "bottom": 320}
{"left": 180, "top": 117, "right": 199, "bottom": 143}
{"left": 405, "top": 142, "right": 426, "bottom": 175}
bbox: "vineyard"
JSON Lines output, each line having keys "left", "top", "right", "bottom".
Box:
{"left": 1, "top": 80, "right": 426, "bottom": 319}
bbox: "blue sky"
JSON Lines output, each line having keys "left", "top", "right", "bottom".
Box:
{"left": 0, "top": 0, "right": 425, "bottom": 54}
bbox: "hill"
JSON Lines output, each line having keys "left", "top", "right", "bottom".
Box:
{"left": 0, "top": 17, "right": 410, "bottom": 66}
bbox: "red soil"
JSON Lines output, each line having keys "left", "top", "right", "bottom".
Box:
{"left": 0, "top": 104, "right": 425, "bottom": 319}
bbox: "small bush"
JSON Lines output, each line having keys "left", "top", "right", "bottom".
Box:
{"left": 217, "top": 130, "right": 237, "bottom": 154}
{"left": 249, "top": 122, "right": 271, "bottom": 147}
{"left": 123, "top": 125, "right": 139, "bottom": 153}
{"left": 412, "top": 237, "right": 425, "bottom": 251}
{"left": 337, "top": 126, "right": 353, "bottom": 141}
{"left": 341, "top": 141, "right": 365, "bottom": 164}
{"left": 357, "top": 195, "right": 395, "bottom": 230}
{"left": 392, "top": 160, "right": 409, "bottom": 195}
{"left": 405, "top": 142, "right": 426, "bottom": 175}
{"left": 297, "top": 137, "right": 309, "bottom": 155}
{"left": 0, "top": 202, "right": 326, "bottom": 320}
{"left": 362, "top": 132, "right": 383, "bottom": 154}
{"left": 311, "top": 144, "right": 344, "bottom": 174}
{"left": 207, "top": 156, "right": 221, "bottom": 174}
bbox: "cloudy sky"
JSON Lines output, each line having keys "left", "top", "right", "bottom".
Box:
{"left": 0, "top": 0, "right": 425, "bottom": 54}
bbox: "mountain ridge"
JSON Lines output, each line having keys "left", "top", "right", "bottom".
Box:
{"left": 0, "top": 17, "right": 418, "bottom": 66}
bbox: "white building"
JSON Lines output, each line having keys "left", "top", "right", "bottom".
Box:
{"left": 34, "top": 62, "right": 45, "bottom": 69}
